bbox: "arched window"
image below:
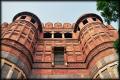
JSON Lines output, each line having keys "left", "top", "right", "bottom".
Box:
{"left": 30, "top": 18, "right": 36, "bottom": 24}
{"left": 54, "top": 32, "right": 62, "bottom": 38}
{"left": 92, "top": 17, "right": 96, "bottom": 21}
{"left": 64, "top": 32, "right": 72, "bottom": 38}
{"left": 83, "top": 19, "right": 88, "bottom": 25}
{"left": 44, "top": 32, "right": 52, "bottom": 38}
{"left": 21, "top": 16, "right": 26, "bottom": 19}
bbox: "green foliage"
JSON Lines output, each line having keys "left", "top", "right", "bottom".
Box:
{"left": 97, "top": 1, "right": 119, "bottom": 53}
{"left": 96, "top": 0, "right": 119, "bottom": 24}
{"left": 114, "top": 39, "right": 119, "bottom": 53}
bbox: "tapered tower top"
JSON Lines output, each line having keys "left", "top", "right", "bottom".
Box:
{"left": 13, "top": 11, "right": 42, "bottom": 32}
{"left": 74, "top": 13, "right": 103, "bottom": 32}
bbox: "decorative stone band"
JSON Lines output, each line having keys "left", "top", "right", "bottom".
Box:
{"left": 1, "top": 38, "right": 33, "bottom": 68}
{"left": 32, "top": 62, "right": 85, "bottom": 69}
{"left": 89, "top": 53, "right": 118, "bottom": 78}
{"left": 1, "top": 58, "right": 26, "bottom": 79}
{"left": 30, "top": 74, "right": 90, "bottom": 79}
{"left": 79, "top": 22, "right": 105, "bottom": 38}
{"left": 93, "top": 61, "right": 118, "bottom": 79}
{"left": 1, "top": 51, "right": 30, "bottom": 77}
{"left": 85, "top": 41, "right": 115, "bottom": 68}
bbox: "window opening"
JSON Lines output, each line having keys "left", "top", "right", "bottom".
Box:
{"left": 44, "top": 32, "right": 52, "bottom": 38}
{"left": 64, "top": 32, "right": 72, "bottom": 38}
{"left": 54, "top": 32, "right": 62, "bottom": 38}
{"left": 31, "top": 18, "right": 36, "bottom": 24}
{"left": 21, "top": 16, "right": 26, "bottom": 19}
{"left": 83, "top": 19, "right": 88, "bottom": 25}
{"left": 92, "top": 17, "right": 96, "bottom": 21}
{"left": 53, "top": 47, "right": 64, "bottom": 65}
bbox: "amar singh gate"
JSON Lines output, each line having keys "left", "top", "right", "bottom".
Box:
{"left": 1, "top": 12, "right": 119, "bottom": 79}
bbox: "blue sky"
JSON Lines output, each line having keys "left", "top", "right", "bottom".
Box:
{"left": 2, "top": 1, "right": 118, "bottom": 30}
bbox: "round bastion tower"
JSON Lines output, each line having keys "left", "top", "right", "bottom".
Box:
{"left": 74, "top": 13, "right": 119, "bottom": 79}
{"left": 1, "top": 12, "right": 42, "bottom": 79}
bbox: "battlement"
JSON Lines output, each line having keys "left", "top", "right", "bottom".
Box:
{"left": 42, "top": 22, "right": 75, "bottom": 29}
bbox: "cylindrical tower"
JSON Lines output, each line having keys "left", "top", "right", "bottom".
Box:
{"left": 74, "top": 13, "right": 118, "bottom": 79}
{"left": 1, "top": 12, "right": 42, "bottom": 79}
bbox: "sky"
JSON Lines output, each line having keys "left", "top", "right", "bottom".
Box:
{"left": 1, "top": 1, "right": 118, "bottom": 30}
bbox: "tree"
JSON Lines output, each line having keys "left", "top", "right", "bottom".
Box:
{"left": 114, "top": 39, "right": 119, "bottom": 53}
{"left": 96, "top": 0, "right": 120, "bottom": 53}
{"left": 96, "top": 0, "right": 119, "bottom": 25}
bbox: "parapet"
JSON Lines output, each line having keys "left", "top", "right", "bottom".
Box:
{"left": 43, "top": 22, "right": 74, "bottom": 29}
{"left": 74, "top": 13, "right": 103, "bottom": 32}
{"left": 13, "top": 11, "right": 42, "bottom": 32}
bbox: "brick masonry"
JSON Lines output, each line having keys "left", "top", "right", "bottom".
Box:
{"left": 1, "top": 12, "right": 119, "bottom": 79}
